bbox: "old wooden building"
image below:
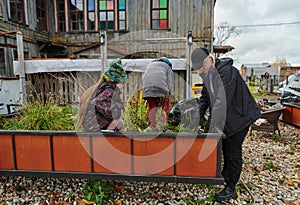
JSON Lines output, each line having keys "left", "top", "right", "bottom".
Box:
{"left": 0, "top": 0, "right": 216, "bottom": 76}
{"left": 0, "top": 0, "right": 217, "bottom": 109}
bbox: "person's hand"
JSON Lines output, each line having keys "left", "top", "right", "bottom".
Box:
{"left": 253, "top": 118, "right": 267, "bottom": 126}
{"left": 200, "top": 117, "right": 207, "bottom": 127}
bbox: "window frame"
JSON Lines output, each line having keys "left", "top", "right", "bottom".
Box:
{"left": 69, "top": 0, "right": 84, "bottom": 31}
{"left": 9, "top": 0, "right": 25, "bottom": 24}
{"left": 87, "top": 0, "right": 96, "bottom": 31}
{"left": 36, "top": 0, "right": 48, "bottom": 31}
{"left": 55, "top": 0, "right": 127, "bottom": 32}
{"left": 117, "top": 0, "right": 126, "bottom": 31}
{"left": 98, "top": 0, "right": 115, "bottom": 31}
{"left": 150, "top": 0, "right": 169, "bottom": 30}
{"left": 57, "top": 0, "right": 66, "bottom": 32}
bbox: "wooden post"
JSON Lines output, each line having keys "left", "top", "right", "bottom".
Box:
{"left": 100, "top": 31, "right": 107, "bottom": 75}
{"left": 16, "top": 31, "right": 26, "bottom": 104}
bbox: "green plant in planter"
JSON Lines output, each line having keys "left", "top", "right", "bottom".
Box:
{"left": 124, "top": 93, "right": 149, "bottom": 131}
{"left": 1, "top": 101, "right": 76, "bottom": 130}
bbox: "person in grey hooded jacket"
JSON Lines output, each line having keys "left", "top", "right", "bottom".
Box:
{"left": 142, "top": 57, "right": 174, "bottom": 131}
{"left": 191, "top": 47, "right": 261, "bottom": 202}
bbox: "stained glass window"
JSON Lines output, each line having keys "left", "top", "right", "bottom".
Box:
{"left": 118, "top": 0, "right": 126, "bottom": 30}
{"left": 88, "top": 0, "right": 95, "bottom": 30}
{"left": 55, "top": 0, "right": 126, "bottom": 32}
{"left": 99, "top": 0, "right": 115, "bottom": 30}
{"left": 151, "top": 0, "right": 168, "bottom": 29}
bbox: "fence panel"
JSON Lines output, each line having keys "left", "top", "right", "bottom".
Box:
{"left": 26, "top": 70, "right": 187, "bottom": 104}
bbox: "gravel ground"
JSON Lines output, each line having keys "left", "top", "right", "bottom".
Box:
{"left": 1, "top": 96, "right": 300, "bottom": 205}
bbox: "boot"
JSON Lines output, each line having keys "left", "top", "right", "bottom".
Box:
{"left": 214, "top": 186, "right": 237, "bottom": 202}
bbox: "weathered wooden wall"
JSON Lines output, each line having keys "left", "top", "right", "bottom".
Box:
{"left": 0, "top": 0, "right": 215, "bottom": 76}
{"left": 26, "top": 70, "right": 186, "bottom": 105}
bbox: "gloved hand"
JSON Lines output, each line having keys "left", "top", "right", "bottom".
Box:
{"left": 199, "top": 117, "right": 207, "bottom": 127}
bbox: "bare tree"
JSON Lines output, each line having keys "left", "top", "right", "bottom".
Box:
{"left": 272, "top": 56, "right": 288, "bottom": 68}
{"left": 214, "top": 21, "right": 241, "bottom": 45}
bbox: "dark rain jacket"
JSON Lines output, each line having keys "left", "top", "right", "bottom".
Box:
{"left": 199, "top": 58, "right": 261, "bottom": 137}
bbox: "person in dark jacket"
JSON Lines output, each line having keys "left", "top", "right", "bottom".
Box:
{"left": 142, "top": 57, "right": 174, "bottom": 131}
{"left": 76, "top": 59, "right": 127, "bottom": 132}
{"left": 191, "top": 47, "right": 261, "bottom": 202}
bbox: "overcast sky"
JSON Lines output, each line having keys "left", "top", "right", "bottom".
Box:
{"left": 214, "top": 0, "right": 300, "bottom": 67}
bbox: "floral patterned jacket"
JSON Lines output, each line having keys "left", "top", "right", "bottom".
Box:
{"left": 82, "top": 81, "right": 124, "bottom": 131}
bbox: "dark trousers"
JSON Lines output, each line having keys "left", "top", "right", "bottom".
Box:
{"left": 221, "top": 126, "right": 249, "bottom": 188}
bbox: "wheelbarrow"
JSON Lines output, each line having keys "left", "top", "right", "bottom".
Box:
{"left": 250, "top": 107, "right": 286, "bottom": 137}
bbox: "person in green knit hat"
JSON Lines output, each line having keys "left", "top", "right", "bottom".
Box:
{"left": 77, "top": 58, "right": 127, "bottom": 132}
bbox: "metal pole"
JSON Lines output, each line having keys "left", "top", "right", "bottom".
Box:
{"left": 16, "top": 31, "right": 26, "bottom": 104}
{"left": 103, "top": 31, "right": 107, "bottom": 72}
{"left": 100, "top": 31, "right": 108, "bottom": 75}
{"left": 186, "top": 31, "right": 193, "bottom": 99}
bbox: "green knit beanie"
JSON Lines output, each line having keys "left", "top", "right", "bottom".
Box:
{"left": 103, "top": 59, "right": 127, "bottom": 83}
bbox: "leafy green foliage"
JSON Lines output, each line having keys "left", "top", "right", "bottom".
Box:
{"left": 124, "top": 92, "right": 149, "bottom": 131}
{"left": 82, "top": 180, "right": 114, "bottom": 205}
{"left": 1, "top": 101, "right": 76, "bottom": 130}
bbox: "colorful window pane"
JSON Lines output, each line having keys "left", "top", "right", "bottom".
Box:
{"left": 160, "top": 0, "right": 167, "bottom": 8}
{"left": 99, "top": 0, "right": 115, "bottom": 30}
{"left": 107, "top": 0, "right": 114, "bottom": 9}
{"left": 160, "top": 20, "right": 167, "bottom": 28}
{"left": 160, "top": 10, "right": 166, "bottom": 19}
{"left": 99, "top": 0, "right": 106, "bottom": 10}
{"left": 88, "top": 0, "right": 95, "bottom": 30}
{"left": 119, "top": 0, "right": 125, "bottom": 9}
{"left": 88, "top": 0, "right": 94, "bottom": 10}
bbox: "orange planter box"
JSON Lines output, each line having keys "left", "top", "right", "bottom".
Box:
{"left": 92, "top": 136, "right": 131, "bottom": 174}
{"left": 133, "top": 137, "right": 174, "bottom": 176}
{"left": 52, "top": 135, "right": 90, "bottom": 172}
{"left": 176, "top": 138, "right": 218, "bottom": 177}
{"left": 283, "top": 103, "right": 300, "bottom": 127}
{"left": 14, "top": 134, "right": 51, "bottom": 171}
{"left": 0, "top": 134, "right": 14, "bottom": 169}
{"left": 0, "top": 131, "right": 224, "bottom": 185}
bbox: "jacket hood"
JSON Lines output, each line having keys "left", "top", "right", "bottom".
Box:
{"left": 216, "top": 58, "right": 233, "bottom": 71}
